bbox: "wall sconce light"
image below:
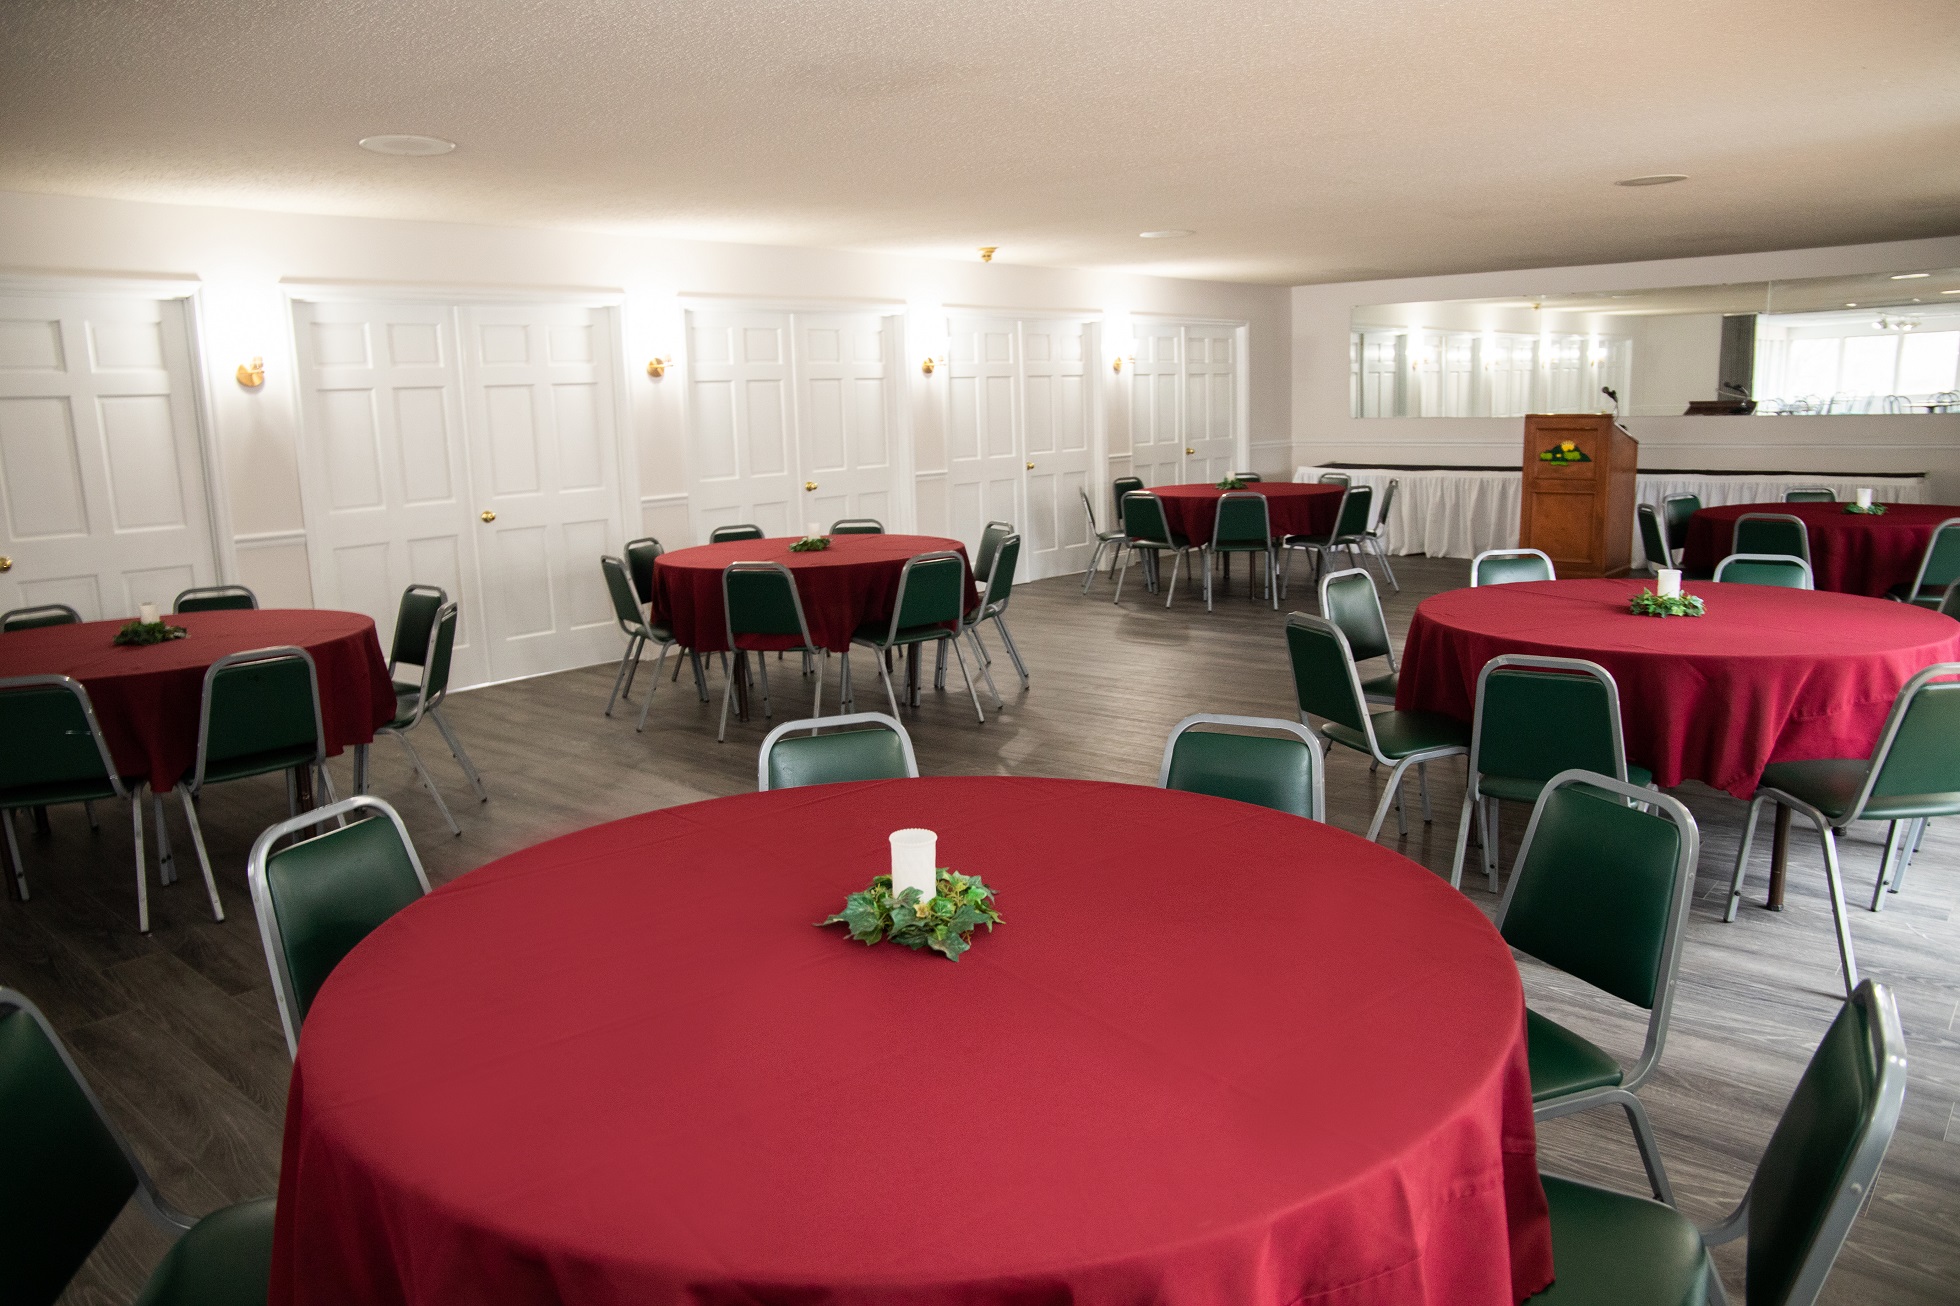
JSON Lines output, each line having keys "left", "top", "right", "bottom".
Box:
{"left": 978, "top": 246, "right": 996, "bottom": 263}
{"left": 236, "top": 357, "right": 265, "bottom": 387}
{"left": 647, "top": 357, "right": 670, "bottom": 379}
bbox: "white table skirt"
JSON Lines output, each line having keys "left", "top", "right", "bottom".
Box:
{"left": 1294, "top": 466, "right": 1932, "bottom": 565}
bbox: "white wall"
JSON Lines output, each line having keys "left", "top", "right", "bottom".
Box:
{"left": 0, "top": 190, "right": 1291, "bottom": 605}
{"left": 1293, "top": 236, "right": 1960, "bottom": 500}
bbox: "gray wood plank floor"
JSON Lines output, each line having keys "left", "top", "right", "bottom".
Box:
{"left": 15, "top": 554, "right": 1957, "bottom": 1304}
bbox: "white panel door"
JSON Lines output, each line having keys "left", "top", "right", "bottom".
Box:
{"left": 1184, "top": 325, "right": 1240, "bottom": 482}
{"left": 0, "top": 293, "right": 216, "bottom": 619}
{"left": 458, "top": 304, "right": 624, "bottom": 682}
{"left": 292, "top": 300, "right": 488, "bottom": 685}
{"left": 944, "top": 317, "right": 1024, "bottom": 559}
{"left": 686, "top": 311, "right": 798, "bottom": 539}
{"left": 793, "top": 314, "right": 894, "bottom": 532}
{"left": 1019, "top": 320, "right": 1094, "bottom": 581}
{"left": 1129, "top": 324, "right": 1184, "bottom": 486}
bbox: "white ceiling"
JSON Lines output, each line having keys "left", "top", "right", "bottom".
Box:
{"left": 2, "top": 0, "right": 1956, "bottom": 285}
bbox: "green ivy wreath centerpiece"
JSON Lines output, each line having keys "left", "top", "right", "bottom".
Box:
{"left": 112, "top": 620, "right": 189, "bottom": 647}
{"left": 1629, "top": 589, "right": 1705, "bottom": 618}
{"left": 1215, "top": 476, "right": 1247, "bottom": 491}
{"left": 1843, "top": 503, "right": 1888, "bottom": 515}
{"left": 789, "top": 534, "right": 831, "bottom": 553}
{"left": 819, "top": 870, "right": 1002, "bottom": 961}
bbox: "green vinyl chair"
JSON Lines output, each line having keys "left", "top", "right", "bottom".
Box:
{"left": 1502, "top": 770, "right": 1699, "bottom": 1206}
{"left": 831, "top": 518, "right": 884, "bottom": 535}
{"left": 1660, "top": 493, "right": 1700, "bottom": 557}
{"left": 709, "top": 523, "right": 765, "bottom": 543}
{"left": 1079, "top": 487, "right": 1129, "bottom": 592}
{"left": 1734, "top": 513, "right": 1810, "bottom": 563}
{"left": 1451, "top": 656, "right": 1653, "bottom": 892}
{"left": 853, "top": 551, "right": 986, "bottom": 724}
{"left": 624, "top": 535, "right": 665, "bottom": 604}
{"left": 1113, "top": 492, "right": 1195, "bottom": 608}
{"left": 603, "top": 555, "right": 686, "bottom": 730}
{"left": 1158, "top": 713, "right": 1325, "bottom": 821}
{"left": 1280, "top": 482, "right": 1375, "bottom": 598}
{"left": 1727, "top": 663, "right": 1960, "bottom": 995}
{"left": 1471, "top": 547, "right": 1555, "bottom": 586}
{"left": 1205, "top": 492, "right": 1276, "bottom": 611}
{"left": 1231, "top": 472, "right": 1264, "bottom": 482}
{"left": 373, "top": 600, "right": 481, "bottom": 835}
{"left": 247, "top": 796, "right": 430, "bottom": 1056}
{"left": 1316, "top": 471, "right": 1351, "bottom": 486}
{"left": 1943, "top": 579, "right": 1960, "bottom": 619}
{"left": 973, "top": 519, "right": 1016, "bottom": 584}
{"left": 1286, "top": 613, "right": 1468, "bottom": 841}
{"left": 0, "top": 987, "right": 276, "bottom": 1306}
{"left": 1, "top": 603, "right": 81, "bottom": 632}
{"left": 1784, "top": 486, "right": 1837, "bottom": 503}
{"left": 383, "top": 585, "right": 490, "bottom": 794}
{"left": 1529, "top": 979, "right": 1904, "bottom": 1306}
{"left": 1111, "top": 476, "right": 1145, "bottom": 528}
{"left": 757, "top": 712, "right": 918, "bottom": 790}
{"left": 1357, "top": 476, "right": 1399, "bottom": 591}
{"left": 1714, "top": 553, "right": 1813, "bottom": 588}
{"left": 172, "top": 585, "right": 256, "bottom": 613}
{"left": 1317, "top": 567, "right": 1398, "bottom": 705}
{"left": 1637, "top": 503, "right": 1673, "bottom": 576}
{"left": 0, "top": 676, "right": 152, "bottom": 926}
{"left": 721, "top": 562, "right": 828, "bottom": 741}
{"left": 947, "top": 531, "right": 1025, "bottom": 704}
{"left": 1887, "top": 517, "right": 1960, "bottom": 606}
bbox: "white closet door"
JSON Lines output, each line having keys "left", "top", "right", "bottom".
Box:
{"left": 458, "top": 305, "right": 623, "bottom": 683}
{"left": 686, "top": 311, "right": 798, "bottom": 538}
{"left": 1019, "top": 321, "right": 1093, "bottom": 581}
{"left": 1129, "top": 325, "right": 1184, "bottom": 487}
{"left": 945, "top": 318, "right": 1024, "bottom": 558}
{"left": 1184, "top": 326, "right": 1240, "bottom": 483}
{"left": 293, "top": 300, "right": 487, "bottom": 685}
{"left": 0, "top": 293, "right": 216, "bottom": 620}
{"left": 793, "top": 314, "right": 894, "bottom": 533}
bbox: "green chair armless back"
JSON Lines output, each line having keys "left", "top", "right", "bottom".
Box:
{"left": 892, "top": 553, "right": 965, "bottom": 632}
{"left": 1474, "top": 660, "right": 1628, "bottom": 793}
{"left": 196, "top": 649, "right": 323, "bottom": 787}
{"left": 759, "top": 713, "right": 919, "bottom": 790}
{"left": 1232, "top": 472, "right": 1263, "bottom": 482}
{"left": 1715, "top": 554, "right": 1813, "bottom": 588}
{"left": 1112, "top": 476, "right": 1144, "bottom": 526}
{"left": 1471, "top": 549, "right": 1555, "bottom": 586}
{"left": 1212, "top": 493, "right": 1270, "bottom": 549}
{"left": 709, "top": 523, "right": 764, "bottom": 543}
{"left": 1783, "top": 487, "right": 1836, "bottom": 503}
{"left": 388, "top": 584, "right": 448, "bottom": 674}
{"left": 2, "top": 604, "right": 81, "bottom": 632}
{"left": 0, "top": 677, "right": 127, "bottom": 807}
{"left": 974, "top": 520, "right": 1015, "bottom": 580}
{"left": 624, "top": 537, "right": 664, "bottom": 604}
{"left": 1636, "top": 503, "right": 1670, "bottom": 571}
{"left": 1893, "top": 519, "right": 1960, "bottom": 605}
{"left": 1661, "top": 493, "right": 1700, "bottom": 546}
{"left": 1159, "top": 713, "right": 1324, "bottom": 821}
{"left": 172, "top": 585, "right": 257, "bottom": 613}
{"left": 1865, "top": 671, "right": 1960, "bottom": 808}
{"left": 831, "top": 519, "right": 884, "bottom": 535}
{"left": 248, "top": 797, "right": 431, "bottom": 1054}
{"left": 604, "top": 555, "right": 649, "bottom": 633}
{"left": 724, "top": 563, "right": 815, "bottom": 645}
{"left": 1121, "top": 492, "right": 1176, "bottom": 546}
{"left": 1735, "top": 513, "right": 1810, "bottom": 562}
{"left": 417, "top": 603, "right": 460, "bottom": 707}
{"left": 1332, "top": 483, "right": 1374, "bottom": 538}
{"left": 978, "top": 534, "right": 1020, "bottom": 613}
{"left": 129, "top": 1198, "right": 276, "bottom": 1306}
{"left": 1319, "top": 569, "right": 1392, "bottom": 663}
{"left": 1284, "top": 614, "right": 1370, "bottom": 735}
{"left": 1317, "top": 471, "right": 1350, "bottom": 485}
{"left": 1371, "top": 478, "right": 1398, "bottom": 531}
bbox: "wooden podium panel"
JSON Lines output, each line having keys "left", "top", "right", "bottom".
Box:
{"left": 1519, "top": 415, "right": 1637, "bottom": 578}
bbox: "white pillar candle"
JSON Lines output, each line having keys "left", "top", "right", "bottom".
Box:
{"left": 138, "top": 602, "right": 159, "bottom": 625}
{"left": 1656, "top": 569, "right": 1682, "bottom": 598}
{"left": 889, "top": 828, "right": 938, "bottom": 905}
{"left": 807, "top": 521, "right": 821, "bottom": 539}
{"left": 1856, "top": 488, "right": 1874, "bottom": 509}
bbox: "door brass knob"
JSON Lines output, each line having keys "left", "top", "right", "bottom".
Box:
{"left": 1025, "top": 461, "right": 1034, "bottom": 470}
{"left": 0, "top": 555, "right": 11, "bottom": 571}
{"left": 1185, "top": 447, "right": 1195, "bottom": 455}
{"left": 804, "top": 481, "right": 818, "bottom": 491}
{"left": 480, "top": 510, "right": 496, "bottom": 523}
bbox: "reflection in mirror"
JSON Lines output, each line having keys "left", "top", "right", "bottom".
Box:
{"left": 1351, "top": 269, "right": 1960, "bottom": 418}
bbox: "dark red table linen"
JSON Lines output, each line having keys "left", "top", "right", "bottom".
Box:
{"left": 1681, "top": 501, "right": 1960, "bottom": 596}
{"left": 651, "top": 534, "right": 977, "bottom": 653}
{"left": 1396, "top": 579, "right": 1960, "bottom": 796}
{"left": 0, "top": 609, "right": 395, "bottom": 791}
{"left": 1153, "top": 482, "right": 1342, "bottom": 544}
{"left": 270, "top": 777, "right": 1553, "bottom": 1306}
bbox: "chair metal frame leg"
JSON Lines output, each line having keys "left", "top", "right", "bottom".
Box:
{"left": 1870, "top": 820, "right": 1906, "bottom": 911}
{"left": 153, "top": 790, "right": 176, "bottom": 885}
{"left": 945, "top": 635, "right": 987, "bottom": 723}
{"left": 171, "top": 785, "right": 226, "bottom": 925}
{"left": 386, "top": 727, "right": 460, "bottom": 836}
{"left": 428, "top": 705, "right": 488, "bottom": 799}
{"left": 1725, "top": 795, "right": 1769, "bottom": 923}
{"left": 4, "top": 808, "right": 28, "bottom": 900}
{"left": 988, "top": 613, "right": 1029, "bottom": 688}
{"left": 1082, "top": 538, "right": 1113, "bottom": 592}
{"left": 933, "top": 638, "right": 947, "bottom": 690}
{"left": 606, "top": 633, "right": 644, "bottom": 716}
{"left": 756, "top": 652, "right": 773, "bottom": 719}
{"left": 1113, "top": 545, "right": 1139, "bottom": 604}
{"left": 1364, "top": 536, "right": 1400, "bottom": 592}
{"left": 1534, "top": 1087, "right": 1679, "bottom": 1207}
{"left": 1163, "top": 549, "right": 1184, "bottom": 609}
{"left": 968, "top": 629, "right": 1004, "bottom": 707}
{"left": 871, "top": 647, "right": 903, "bottom": 718}
{"left": 635, "top": 642, "right": 674, "bottom": 733}
{"left": 1731, "top": 793, "right": 1860, "bottom": 995}
{"left": 1448, "top": 776, "right": 1479, "bottom": 890}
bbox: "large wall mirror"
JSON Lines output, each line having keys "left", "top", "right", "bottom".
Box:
{"left": 1351, "top": 267, "right": 1960, "bottom": 418}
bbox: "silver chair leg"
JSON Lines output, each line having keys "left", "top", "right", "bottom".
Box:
{"left": 1203, "top": 546, "right": 1214, "bottom": 612}
{"left": 840, "top": 649, "right": 855, "bottom": 711}
{"left": 428, "top": 707, "right": 487, "bottom": 799}
{"left": 1113, "top": 548, "right": 1133, "bottom": 604}
{"left": 1725, "top": 795, "right": 1769, "bottom": 923}
{"left": 933, "top": 638, "right": 948, "bottom": 690}
{"left": 1164, "top": 550, "right": 1183, "bottom": 609}
{"left": 636, "top": 642, "right": 674, "bottom": 733}
{"left": 1482, "top": 797, "right": 1500, "bottom": 891}
{"left": 84, "top": 799, "right": 98, "bottom": 831}
{"left": 1367, "top": 537, "right": 1400, "bottom": 592}
{"left": 1620, "top": 1092, "right": 1679, "bottom": 1207}
{"left": 130, "top": 790, "right": 146, "bottom": 931}
{"left": 153, "top": 789, "right": 177, "bottom": 885}
{"left": 3, "top": 808, "right": 27, "bottom": 900}
{"left": 353, "top": 742, "right": 370, "bottom": 795}
{"left": 1817, "top": 825, "right": 1861, "bottom": 998}
{"left": 689, "top": 651, "right": 710, "bottom": 702}
{"left": 1366, "top": 759, "right": 1418, "bottom": 842}
{"left": 756, "top": 653, "right": 773, "bottom": 719}
{"left": 991, "top": 615, "right": 1029, "bottom": 688}
{"left": 1082, "top": 540, "right": 1112, "bottom": 592}
{"left": 967, "top": 629, "right": 1004, "bottom": 707}
{"left": 1417, "top": 762, "right": 1432, "bottom": 821}
{"left": 1870, "top": 820, "right": 1905, "bottom": 911}
{"left": 1448, "top": 782, "right": 1478, "bottom": 890}
{"left": 173, "top": 785, "right": 225, "bottom": 924}
{"left": 946, "top": 634, "right": 987, "bottom": 724}
{"left": 389, "top": 728, "right": 460, "bottom": 837}
{"left": 872, "top": 648, "right": 903, "bottom": 718}
{"left": 606, "top": 634, "right": 643, "bottom": 716}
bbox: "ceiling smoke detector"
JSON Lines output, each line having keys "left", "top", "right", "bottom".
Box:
{"left": 358, "top": 135, "right": 457, "bottom": 156}
{"left": 1614, "top": 174, "right": 1688, "bottom": 187}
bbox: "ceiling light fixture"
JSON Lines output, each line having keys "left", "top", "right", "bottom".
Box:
{"left": 1891, "top": 272, "right": 1931, "bottom": 280}
{"left": 1139, "top": 230, "right": 1194, "bottom": 239}
{"left": 978, "top": 246, "right": 997, "bottom": 262}
{"left": 358, "top": 135, "right": 456, "bottom": 156}
{"left": 1614, "top": 174, "right": 1688, "bottom": 187}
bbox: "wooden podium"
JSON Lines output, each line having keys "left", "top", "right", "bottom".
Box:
{"left": 1518, "top": 414, "right": 1638, "bottom": 578}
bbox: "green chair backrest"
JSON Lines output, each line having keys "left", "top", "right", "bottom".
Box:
{"left": 1637, "top": 503, "right": 1670, "bottom": 568}
{"left": 831, "top": 519, "right": 884, "bottom": 536}
{"left": 1906, "top": 520, "right": 1960, "bottom": 599}
{"left": 173, "top": 585, "right": 257, "bottom": 613}
{"left": 1161, "top": 714, "right": 1323, "bottom": 821}
{"left": 1784, "top": 488, "right": 1836, "bottom": 503}
{"left": 1317, "top": 471, "right": 1350, "bottom": 485}
{"left": 418, "top": 604, "right": 459, "bottom": 704}
{"left": 1332, "top": 483, "right": 1374, "bottom": 537}
{"left": 1942, "top": 580, "right": 1960, "bottom": 619}
{"left": 1472, "top": 549, "right": 1554, "bottom": 586}
{"left": 388, "top": 585, "right": 447, "bottom": 670}
{"left": 1715, "top": 554, "right": 1812, "bottom": 588}
{"left": 252, "top": 800, "right": 429, "bottom": 1051}
{"left": 1745, "top": 980, "right": 1904, "bottom": 1306}
{"left": 974, "top": 520, "right": 1014, "bottom": 580}
{"left": 2, "top": 604, "right": 81, "bottom": 632}
{"left": 624, "top": 537, "right": 664, "bottom": 604}
{"left": 760, "top": 714, "right": 918, "bottom": 790}
{"left": 1121, "top": 492, "right": 1174, "bottom": 546}
{"left": 198, "top": 650, "right": 322, "bottom": 784}
{"left": 1736, "top": 514, "right": 1809, "bottom": 561}
{"left": 1284, "top": 614, "right": 1370, "bottom": 735}
{"left": 1473, "top": 658, "right": 1628, "bottom": 787}
{"left": 710, "top": 524, "right": 764, "bottom": 543}
{"left": 1862, "top": 666, "right": 1960, "bottom": 806}
{"left": 602, "top": 555, "right": 646, "bottom": 630}
{"left": 979, "top": 534, "right": 1020, "bottom": 612}
{"left": 1500, "top": 778, "right": 1687, "bottom": 1010}
{"left": 724, "top": 564, "right": 810, "bottom": 643}
{"left": 1368, "top": 478, "right": 1397, "bottom": 531}
{"left": 892, "top": 553, "right": 965, "bottom": 631}
{"left": 0, "top": 995, "right": 143, "bottom": 1306}
{"left": 1112, "top": 476, "right": 1144, "bottom": 525}
{"left": 1319, "top": 569, "right": 1392, "bottom": 663}
{"left": 0, "top": 678, "right": 121, "bottom": 803}
{"left": 1232, "top": 472, "right": 1263, "bottom": 483}
{"left": 1212, "top": 493, "right": 1270, "bottom": 548}
{"left": 1662, "top": 493, "right": 1700, "bottom": 544}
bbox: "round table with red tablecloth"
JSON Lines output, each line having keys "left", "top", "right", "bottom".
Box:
{"left": 1396, "top": 578, "right": 1960, "bottom": 797}
{"left": 651, "top": 534, "right": 978, "bottom": 653}
{"left": 269, "top": 777, "right": 1553, "bottom": 1306}
{"left": 1680, "top": 500, "right": 1960, "bottom": 596}
{"left": 0, "top": 609, "right": 395, "bottom": 792}
{"left": 1151, "top": 481, "right": 1342, "bottom": 543}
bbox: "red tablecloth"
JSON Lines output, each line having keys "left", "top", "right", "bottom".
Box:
{"left": 271, "top": 777, "right": 1552, "bottom": 1306}
{"left": 1152, "top": 482, "right": 1342, "bottom": 544}
{"left": 1397, "top": 579, "right": 1960, "bottom": 796}
{"left": 0, "top": 609, "right": 395, "bottom": 791}
{"left": 1681, "top": 501, "right": 1960, "bottom": 596}
{"left": 651, "top": 534, "right": 977, "bottom": 654}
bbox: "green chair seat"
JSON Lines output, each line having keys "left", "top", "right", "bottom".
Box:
{"left": 130, "top": 1197, "right": 276, "bottom": 1306}
{"left": 1481, "top": 763, "right": 1653, "bottom": 805}
{"left": 0, "top": 775, "right": 137, "bottom": 808}
{"left": 1528, "top": 1175, "right": 1710, "bottom": 1305}
{"left": 1359, "top": 670, "right": 1399, "bottom": 702}
{"left": 1756, "top": 758, "right": 1960, "bottom": 823}
{"left": 1323, "top": 709, "right": 1468, "bottom": 760}
{"left": 1527, "top": 1009, "right": 1626, "bottom": 1102}
{"left": 853, "top": 619, "right": 953, "bottom": 648}
{"left": 198, "top": 744, "right": 321, "bottom": 786}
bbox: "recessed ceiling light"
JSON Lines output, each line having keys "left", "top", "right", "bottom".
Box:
{"left": 1891, "top": 272, "right": 1931, "bottom": 280}
{"left": 1139, "top": 229, "right": 1195, "bottom": 239}
{"left": 358, "top": 135, "right": 456, "bottom": 156}
{"left": 1614, "top": 174, "right": 1688, "bottom": 187}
